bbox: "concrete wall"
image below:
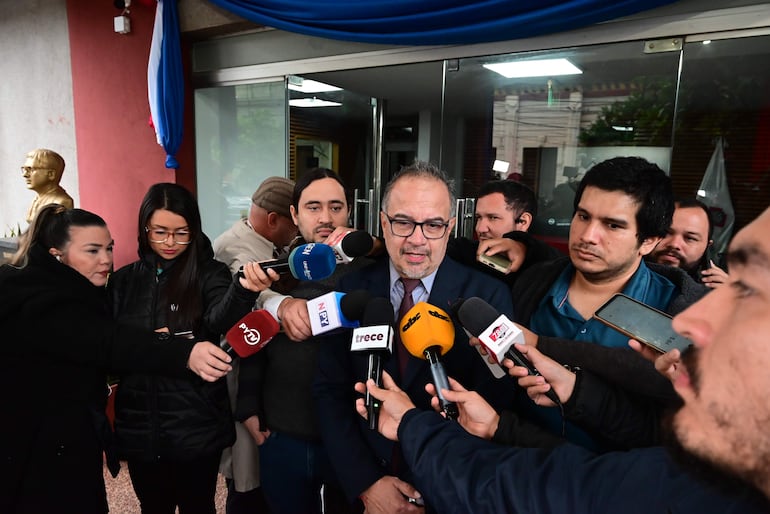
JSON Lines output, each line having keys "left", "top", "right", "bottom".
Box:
{"left": 0, "top": 0, "right": 199, "bottom": 267}
{"left": 66, "top": 0, "right": 195, "bottom": 267}
{"left": 0, "top": 0, "right": 78, "bottom": 236}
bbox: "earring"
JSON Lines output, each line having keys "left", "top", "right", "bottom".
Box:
{"left": 55, "top": 255, "right": 62, "bottom": 262}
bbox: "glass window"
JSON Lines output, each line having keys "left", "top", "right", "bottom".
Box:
{"left": 195, "top": 81, "right": 287, "bottom": 238}
{"left": 674, "top": 34, "right": 770, "bottom": 249}
{"left": 442, "top": 41, "right": 682, "bottom": 242}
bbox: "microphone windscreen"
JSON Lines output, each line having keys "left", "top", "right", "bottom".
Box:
{"left": 400, "top": 302, "right": 455, "bottom": 358}
{"left": 225, "top": 310, "right": 280, "bottom": 358}
{"left": 361, "top": 297, "right": 394, "bottom": 327}
{"left": 455, "top": 297, "right": 499, "bottom": 336}
{"left": 340, "top": 289, "right": 373, "bottom": 322}
{"left": 340, "top": 231, "right": 374, "bottom": 258}
{"left": 287, "top": 243, "right": 336, "bottom": 281}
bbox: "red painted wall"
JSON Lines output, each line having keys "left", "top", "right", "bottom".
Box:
{"left": 67, "top": 0, "right": 195, "bottom": 268}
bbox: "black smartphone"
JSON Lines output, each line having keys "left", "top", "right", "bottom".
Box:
{"left": 593, "top": 294, "right": 692, "bottom": 354}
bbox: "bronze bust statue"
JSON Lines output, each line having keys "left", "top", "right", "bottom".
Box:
{"left": 22, "top": 148, "right": 74, "bottom": 223}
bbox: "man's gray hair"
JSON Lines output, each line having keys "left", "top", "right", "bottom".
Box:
{"left": 381, "top": 160, "right": 456, "bottom": 217}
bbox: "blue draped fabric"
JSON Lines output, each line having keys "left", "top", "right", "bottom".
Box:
{"left": 205, "top": 0, "right": 679, "bottom": 45}
{"left": 152, "top": 0, "right": 678, "bottom": 169}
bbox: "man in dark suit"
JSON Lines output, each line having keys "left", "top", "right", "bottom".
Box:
{"left": 313, "top": 161, "right": 514, "bottom": 514}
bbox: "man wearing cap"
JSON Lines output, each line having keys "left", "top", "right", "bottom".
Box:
{"left": 213, "top": 176, "right": 298, "bottom": 514}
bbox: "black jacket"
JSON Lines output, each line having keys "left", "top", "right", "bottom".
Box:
{"left": 447, "top": 230, "right": 563, "bottom": 287}
{"left": 505, "top": 257, "right": 708, "bottom": 449}
{"left": 235, "top": 256, "right": 372, "bottom": 441}
{"left": 109, "top": 243, "right": 257, "bottom": 462}
{"left": 398, "top": 410, "right": 769, "bottom": 514}
{"left": 0, "top": 245, "right": 196, "bottom": 513}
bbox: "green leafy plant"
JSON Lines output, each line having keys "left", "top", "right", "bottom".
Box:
{"left": 579, "top": 77, "right": 676, "bottom": 146}
{"left": 3, "top": 222, "right": 22, "bottom": 238}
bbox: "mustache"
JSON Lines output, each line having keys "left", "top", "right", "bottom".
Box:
{"left": 681, "top": 344, "right": 701, "bottom": 393}
{"left": 660, "top": 248, "right": 685, "bottom": 260}
{"left": 571, "top": 244, "right": 600, "bottom": 256}
{"left": 401, "top": 245, "right": 430, "bottom": 256}
{"left": 314, "top": 223, "right": 335, "bottom": 233}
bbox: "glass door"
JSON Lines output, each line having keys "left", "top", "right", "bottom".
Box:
{"left": 287, "top": 75, "right": 381, "bottom": 234}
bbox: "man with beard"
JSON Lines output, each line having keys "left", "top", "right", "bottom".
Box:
{"left": 648, "top": 198, "right": 728, "bottom": 288}
{"left": 447, "top": 180, "right": 562, "bottom": 285}
{"left": 351, "top": 206, "right": 770, "bottom": 513}
{"left": 313, "top": 161, "right": 515, "bottom": 514}
{"left": 234, "top": 169, "right": 371, "bottom": 514}
{"left": 504, "top": 157, "right": 706, "bottom": 450}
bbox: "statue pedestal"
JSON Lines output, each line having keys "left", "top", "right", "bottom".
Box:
{"left": 0, "top": 237, "right": 19, "bottom": 264}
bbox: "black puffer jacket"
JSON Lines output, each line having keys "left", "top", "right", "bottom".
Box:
{"left": 109, "top": 243, "right": 257, "bottom": 462}
{"left": 1, "top": 244, "right": 198, "bottom": 513}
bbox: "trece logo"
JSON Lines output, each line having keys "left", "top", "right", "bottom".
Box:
{"left": 489, "top": 323, "right": 509, "bottom": 342}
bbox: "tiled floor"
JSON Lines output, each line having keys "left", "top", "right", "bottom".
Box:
{"left": 103, "top": 462, "right": 228, "bottom": 513}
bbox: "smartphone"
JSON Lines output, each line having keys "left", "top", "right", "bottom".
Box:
{"left": 593, "top": 294, "right": 692, "bottom": 354}
{"left": 477, "top": 253, "right": 510, "bottom": 273}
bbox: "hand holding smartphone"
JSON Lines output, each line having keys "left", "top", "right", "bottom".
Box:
{"left": 593, "top": 294, "right": 692, "bottom": 354}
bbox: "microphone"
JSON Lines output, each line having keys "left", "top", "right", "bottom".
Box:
{"left": 350, "top": 297, "right": 394, "bottom": 430}
{"left": 455, "top": 297, "right": 560, "bottom": 404}
{"left": 307, "top": 289, "right": 371, "bottom": 336}
{"left": 399, "top": 302, "right": 459, "bottom": 420}
{"left": 326, "top": 230, "right": 374, "bottom": 264}
{"left": 239, "top": 243, "right": 336, "bottom": 281}
{"left": 224, "top": 309, "right": 280, "bottom": 358}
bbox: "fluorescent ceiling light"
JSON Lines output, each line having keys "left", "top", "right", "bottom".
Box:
{"left": 492, "top": 159, "right": 510, "bottom": 173}
{"left": 289, "top": 98, "right": 342, "bottom": 108}
{"left": 288, "top": 78, "right": 342, "bottom": 93}
{"left": 483, "top": 58, "right": 582, "bottom": 78}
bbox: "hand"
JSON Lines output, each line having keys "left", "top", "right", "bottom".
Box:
{"left": 238, "top": 261, "right": 280, "bottom": 292}
{"left": 187, "top": 342, "right": 232, "bottom": 382}
{"left": 242, "top": 415, "right": 271, "bottom": 445}
{"left": 277, "top": 297, "right": 312, "bottom": 341}
{"left": 354, "top": 371, "right": 416, "bottom": 441}
{"left": 629, "top": 339, "right": 683, "bottom": 383}
{"left": 477, "top": 238, "right": 527, "bottom": 273}
{"left": 515, "top": 323, "right": 539, "bottom": 348}
{"left": 700, "top": 261, "right": 728, "bottom": 289}
{"left": 504, "top": 344, "right": 575, "bottom": 406}
{"left": 468, "top": 335, "right": 496, "bottom": 364}
{"left": 359, "top": 476, "right": 424, "bottom": 514}
{"left": 323, "top": 227, "right": 354, "bottom": 248}
{"left": 426, "top": 377, "right": 499, "bottom": 440}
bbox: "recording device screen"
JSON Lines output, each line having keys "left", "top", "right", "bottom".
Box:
{"left": 593, "top": 294, "right": 693, "bottom": 354}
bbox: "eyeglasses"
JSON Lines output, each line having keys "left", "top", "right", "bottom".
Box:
{"left": 145, "top": 227, "right": 192, "bottom": 245}
{"left": 382, "top": 212, "right": 451, "bottom": 239}
{"left": 21, "top": 166, "right": 53, "bottom": 173}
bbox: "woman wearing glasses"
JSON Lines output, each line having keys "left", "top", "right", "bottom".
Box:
{"left": 109, "top": 183, "right": 270, "bottom": 514}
